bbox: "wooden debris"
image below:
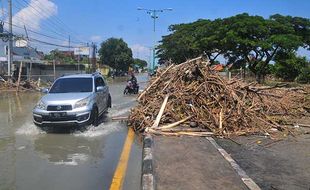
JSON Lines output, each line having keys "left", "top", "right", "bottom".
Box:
{"left": 16, "top": 62, "right": 23, "bottom": 92}
{"left": 138, "top": 64, "right": 174, "bottom": 101}
{"left": 151, "top": 95, "right": 169, "bottom": 128}
{"left": 0, "top": 75, "right": 42, "bottom": 92}
{"left": 128, "top": 56, "right": 310, "bottom": 137}
{"left": 158, "top": 116, "right": 192, "bottom": 130}
{"left": 111, "top": 116, "right": 129, "bottom": 121}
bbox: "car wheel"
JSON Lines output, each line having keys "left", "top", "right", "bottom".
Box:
{"left": 91, "top": 107, "right": 99, "bottom": 126}
{"left": 108, "top": 94, "right": 112, "bottom": 108}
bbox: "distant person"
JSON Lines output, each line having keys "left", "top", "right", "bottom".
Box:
{"left": 129, "top": 73, "right": 137, "bottom": 85}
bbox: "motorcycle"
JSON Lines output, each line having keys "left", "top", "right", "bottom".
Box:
{"left": 124, "top": 80, "right": 139, "bottom": 95}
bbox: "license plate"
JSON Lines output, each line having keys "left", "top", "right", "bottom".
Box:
{"left": 50, "top": 112, "right": 67, "bottom": 118}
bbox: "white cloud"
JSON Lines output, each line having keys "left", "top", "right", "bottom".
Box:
{"left": 130, "top": 44, "right": 150, "bottom": 61}
{"left": 11, "top": 0, "right": 57, "bottom": 31}
{"left": 90, "top": 35, "right": 102, "bottom": 42}
{"left": 0, "top": 8, "right": 6, "bottom": 18}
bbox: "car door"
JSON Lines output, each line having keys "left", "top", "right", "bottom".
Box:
{"left": 95, "top": 77, "right": 108, "bottom": 114}
{"left": 102, "top": 77, "right": 109, "bottom": 109}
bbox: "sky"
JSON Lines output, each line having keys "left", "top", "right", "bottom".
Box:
{"left": 1, "top": 0, "right": 310, "bottom": 62}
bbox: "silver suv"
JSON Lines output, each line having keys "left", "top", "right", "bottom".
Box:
{"left": 33, "top": 72, "right": 111, "bottom": 127}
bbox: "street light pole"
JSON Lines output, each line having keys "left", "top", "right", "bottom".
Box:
{"left": 137, "top": 7, "right": 172, "bottom": 73}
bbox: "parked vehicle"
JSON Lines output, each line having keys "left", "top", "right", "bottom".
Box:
{"left": 33, "top": 72, "right": 111, "bottom": 127}
{"left": 123, "top": 80, "right": 139, "bottom": 95}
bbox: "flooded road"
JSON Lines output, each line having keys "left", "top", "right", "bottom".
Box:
{"left": 0, "top": 74, "right": 148, "bottom": 190}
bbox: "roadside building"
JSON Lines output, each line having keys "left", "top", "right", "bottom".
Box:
{"left": 0, "top": 40, "right": 44, "bottom": 78}
{"left": 0, "top": 41, "right": 86, "bottom": 82}
{"left": 98, "top": 64, "right": 111, "bottom": 76}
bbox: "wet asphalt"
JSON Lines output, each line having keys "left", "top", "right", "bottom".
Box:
{"left": 0, "top": 74, "right": 147, "bottom": 190}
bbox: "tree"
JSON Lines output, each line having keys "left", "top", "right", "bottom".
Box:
{"left": 134, "top": 58, "right": 147, "bottom": 68}
{"left": 296, "top": 65, "right": 310, "bottom": 83}
{"left": 273, "top": 51, "right": 309, "bottom": 81}
{"left": 157, "top": 21, "right": 202, "bottom": 64}
{"left": 157, "top": 19, "right": 226, "bottom": 64}
{"left": 157, "top": 13, "right": 310, "bottom": 83}
{"left": 98, "top": 38, "right": 134, "bottom": 72}
{"left": 44, "top": 49, "right": 75, "bottom": 64}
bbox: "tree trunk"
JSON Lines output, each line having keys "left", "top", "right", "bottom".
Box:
{"left": 255, "top": 73, "right": 266, "bottom": 84}
{"left": 242, "top": 65, "right": 246, "bottom": 79}
{"left": 256, "top": 74, "right": 261, "bottom": 83}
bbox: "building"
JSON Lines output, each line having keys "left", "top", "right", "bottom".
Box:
{"left": 0, "top": 40, "right": 45, "bottom": 76}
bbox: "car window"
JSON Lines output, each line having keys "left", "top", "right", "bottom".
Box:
{"left": 49, "top": 78, "right": 93, "bottom": 93}
{"left": 95, "top": 77, "right": 105, "bottom": 88}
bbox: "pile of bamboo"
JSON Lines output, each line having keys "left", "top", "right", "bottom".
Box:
{"left": 128, "top": 57, "right": 309, "bottom": 137}
{"left": 0, "top": 77, "right": 41, "bottom": 92}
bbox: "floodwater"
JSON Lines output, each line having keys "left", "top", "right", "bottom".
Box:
{"left": 0, "top": 74, "right": 148, "bottom": 190}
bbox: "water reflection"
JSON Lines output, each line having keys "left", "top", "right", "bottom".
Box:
{"left": 0, "top": 92, "right": 41, "bottom": 190}
{"left": 0, "top": 75, "right": 146, "bottom": 189}
{"left": 34, "top": 133, "right": 104, "bottom": 165}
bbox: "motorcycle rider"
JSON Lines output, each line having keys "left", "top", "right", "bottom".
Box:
{"left": 124, "top": 73, "right": 139, "bottom": 94}
{"left": 129, "top": 73, "right": 137, "bottom": 87}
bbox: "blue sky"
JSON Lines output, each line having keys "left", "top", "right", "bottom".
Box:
{"left": 55, "top": 0, "right": 310, "bottom": 60}
{"left": 2, "top": 0, "right": 310, "bottom": 61}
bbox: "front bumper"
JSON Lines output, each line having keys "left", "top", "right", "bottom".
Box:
{"left": 33, "top": 107, "right": 92, "bottom": 126}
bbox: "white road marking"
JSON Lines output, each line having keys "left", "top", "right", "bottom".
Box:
{"left": 206, "top": 137, "right": 261, "bottom": 190}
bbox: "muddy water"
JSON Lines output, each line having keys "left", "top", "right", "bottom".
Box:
{"left": 0, "top": 74, "right": 147, "bottom": 190}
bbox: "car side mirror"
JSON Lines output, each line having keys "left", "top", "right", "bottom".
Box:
{"left": 96, "top": 86, "right": 104, "bottom": 92}
{"left": 41, "top": 88, "right": 49, "bottom": 94}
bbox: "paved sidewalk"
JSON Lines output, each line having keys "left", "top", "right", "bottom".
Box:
{"left": 153, "top": 136, "right": 248, "bottom": 190}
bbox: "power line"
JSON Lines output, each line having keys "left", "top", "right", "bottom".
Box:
{"left": 33, "top": 0, "right": 89, "bottom": 43}
{"left": 28, "top": 37, "right": 80, "bottom": 48}
{"left": 2, "top": 0, "right": 89, "bottom": 50}
{"left": 12, "top": 0, "right": 73, "bottom": 40}
{"left": 1, "top": 19, "right": 85, "bottom": 45}
{"left": 3, "top": 25, "right": 83, "bottom": 50}
{"left": 18, "top": 0, "right": 87, "bottom": 43}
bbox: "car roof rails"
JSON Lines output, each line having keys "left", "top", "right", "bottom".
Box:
{"left": 92, "top": 71, "right": 102, "bottom": 76}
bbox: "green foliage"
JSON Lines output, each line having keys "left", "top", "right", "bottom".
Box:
{"left": 44, "top": 49, "right": 76, "bottom": 64}
{"left": 133, "top": 58, "right": 147, "bottom": 68}
{"left": 98, "top": 38, "right": 134, "bottom": 72}
{"left": 273, "top": 51, "right": 307, "bottom": 81}
{"left": 296, "top": 66, "right": 310, "bottom": 83}
{"left": 157, "top": 13, "right": 310, "bottom": 83}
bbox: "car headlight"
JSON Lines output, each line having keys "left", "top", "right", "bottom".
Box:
{"left": 36, "top": 100, "right": 47, "bottom": 110}
{"left": 75, "top": 97, "right": 90, "bottom": 109}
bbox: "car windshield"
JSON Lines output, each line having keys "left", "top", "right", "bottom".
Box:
{"left": 49, "top": 78, "right": 93, "bottom": 93}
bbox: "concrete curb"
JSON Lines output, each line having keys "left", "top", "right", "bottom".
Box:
{"left": 141, "top": 134, "right": 155, "bottom": 190}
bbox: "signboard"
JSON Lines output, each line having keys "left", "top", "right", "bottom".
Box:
{"left": 74, "top": 47, "right": 90, "bottom": 56}
{"left": 15, "top": 40, "right": 28, "bottom": 47}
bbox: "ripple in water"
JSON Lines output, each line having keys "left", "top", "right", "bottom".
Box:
{"left": 109, "top": 107, "right": 131, "bottom": 117}
{"left": 53, "top": 153, "right": 88, "bottom": 166}
{"left": 16, "top": 121, "right": 46, "bottom": 136}
{"left": 73, "top": 122, "right": 122, "bottom": 138}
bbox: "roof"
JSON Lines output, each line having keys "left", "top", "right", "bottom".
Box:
{"left": 0, "top": 40, "right": 42, "bottom": 61}
{"left": 12, "top": 47, "right": 40, "bottom": 58}
{"left": 211, "top": 64, "right": 224, "bottom": 71}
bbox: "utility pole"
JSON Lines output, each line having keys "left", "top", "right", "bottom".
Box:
{"left": 137, "top": 7, "right": 172, "bottom": 73}
{"left": 8, "top": 0, "right": 13, "bottom": 78}
{"left": 68, "top": 35, "right": 70, "bottom": 51}
{"left": 89, "top": 43, "right": 97, "bottom": 73}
